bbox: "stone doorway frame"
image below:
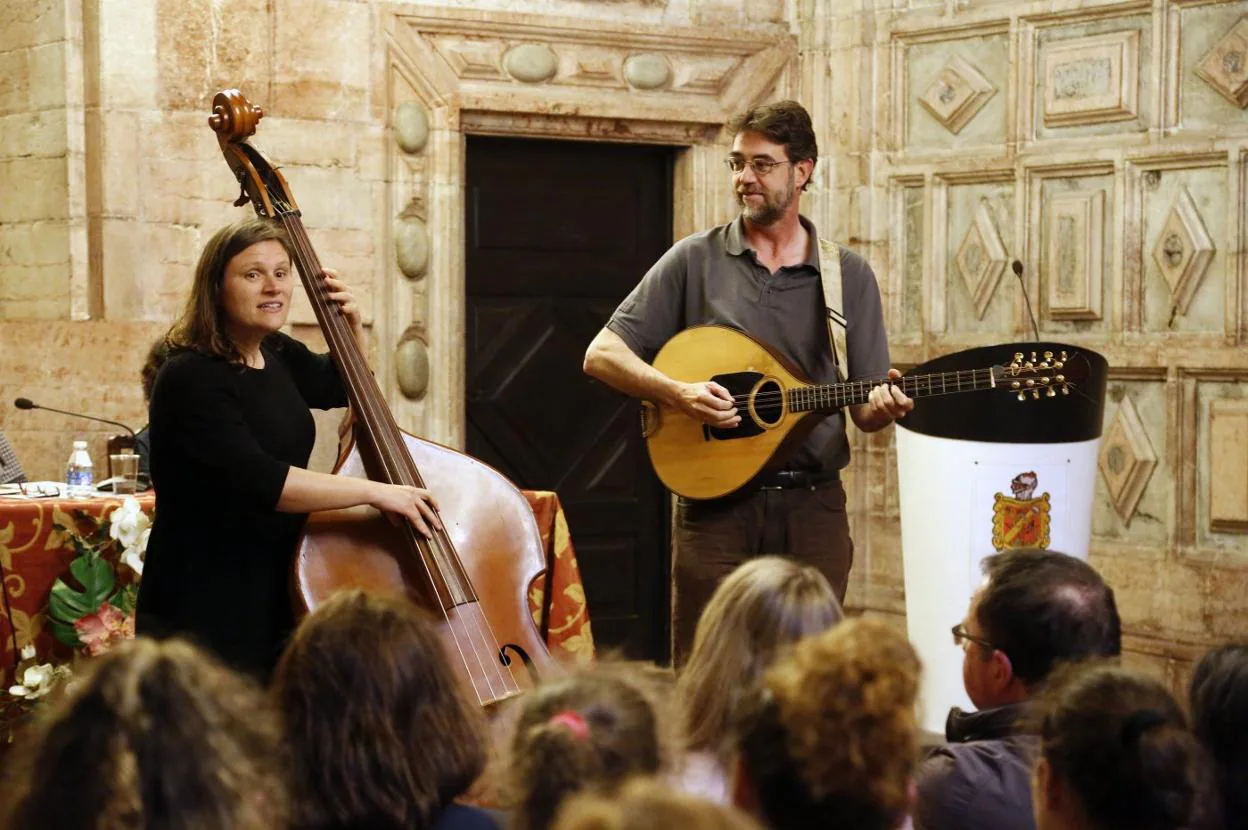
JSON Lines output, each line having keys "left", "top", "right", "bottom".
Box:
{"left": 380, "top": 7, "right": 795, "bottom": 446}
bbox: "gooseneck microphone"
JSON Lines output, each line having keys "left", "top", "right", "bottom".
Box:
{"left": 1013, "top": 260, "right": 1041, "bottom": 342}
{"left": 13, "top": 398, "right": 137, "bottom": 439}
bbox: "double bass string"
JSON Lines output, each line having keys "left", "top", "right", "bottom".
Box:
{"left": 280, "top": 215, "right": 519, "bottom": 703}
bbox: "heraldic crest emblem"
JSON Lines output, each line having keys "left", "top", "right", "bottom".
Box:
{"left": 992, "top": 471, "right": 1051, "bottom": 550}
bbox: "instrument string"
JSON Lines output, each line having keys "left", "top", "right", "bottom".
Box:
{"left": 281, "top": 216, "right": 517, "bottom": 701}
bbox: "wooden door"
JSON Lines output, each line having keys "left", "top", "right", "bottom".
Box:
{"left": 465, "top": 136, "right": 674, "bottom": 661}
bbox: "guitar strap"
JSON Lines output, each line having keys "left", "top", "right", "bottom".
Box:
{"left": 816, "top": 237, "right": 849, "bottom": 383}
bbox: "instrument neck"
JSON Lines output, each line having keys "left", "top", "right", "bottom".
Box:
{"left": 278, "top": 213, "right": 476, "bottom": 609}
{"left": 787, "top": 368, "right": 997, "bottom": 413}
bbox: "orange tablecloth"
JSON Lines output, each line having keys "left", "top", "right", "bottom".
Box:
{"left": 0, "top": 489, "right": 594, "bottom": 684}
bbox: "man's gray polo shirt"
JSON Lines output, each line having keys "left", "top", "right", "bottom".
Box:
{"left": 606, "top": 214, "right": 891, "bottom": 475}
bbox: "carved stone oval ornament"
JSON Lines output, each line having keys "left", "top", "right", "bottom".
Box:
{"left": 624, "top": 54, "right": 670, "bottom": 90}
{"left": 395, "top": 332, "right": 430, "bottom": 399}
{"left": 504, "top": 44, "right": 558, "bottom": 83}
{"left": 393, "top": 102, "right": 429, "bottom": 154}
{"left": 395, "top": 217, "right": 429, "bottom": 279}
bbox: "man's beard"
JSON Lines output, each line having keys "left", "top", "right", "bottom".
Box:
{"left": 736, "top": 172, "right": 795, "bottom": 226}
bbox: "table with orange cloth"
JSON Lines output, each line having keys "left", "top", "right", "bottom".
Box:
{"left": 0, "top": 488, "right": 594, "bottom": 686}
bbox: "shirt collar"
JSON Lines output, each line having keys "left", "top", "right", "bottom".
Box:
{"left": 725, "top": 213, "right": 822, "bottom": 272}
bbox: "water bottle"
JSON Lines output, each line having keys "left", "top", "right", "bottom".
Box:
{"left": 65, "top": 440, "right": 94, "bottom": 497}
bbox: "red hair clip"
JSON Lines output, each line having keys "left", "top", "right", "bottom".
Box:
{"left": 548, "top": 710, "right": 590, "bottom": 740}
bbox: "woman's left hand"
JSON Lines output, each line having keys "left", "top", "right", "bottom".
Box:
{"left": 322, "top": 270, "right": 365, "bottom": 351}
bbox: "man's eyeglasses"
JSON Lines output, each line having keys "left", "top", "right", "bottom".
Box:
{"left": 724, "top": 157, "right": 793, "bottom": 176}
{"left": 951, "top": 623, "right": 997, "bottom": 653}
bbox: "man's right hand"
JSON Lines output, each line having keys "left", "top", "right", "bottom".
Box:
{"left": 675, "top": 381, "right": 740, "bottom": 428}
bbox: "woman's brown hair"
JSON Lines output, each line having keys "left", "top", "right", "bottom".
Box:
{"left": 507, "top": 667, "right": 666, "bottom": 830}
{"left": 733, "top": 617, "right": 920, "bottom": 830}
{"left": 678, "top": 556, "right": 842, "bottom": 757}
{"left": 0, "top": 637, "right": 287, "bottom": 830}
{"left": 1037, "top": 662, "right": 1216, "bottom": 830}
{"left": 165, "top": 217, "right": 293, "bottom": 363}
{"left": 272, "top": 589, "right": 488, "bottom": 830}
{"left": 553, "top": 777, "right": 761, "bottom": 830}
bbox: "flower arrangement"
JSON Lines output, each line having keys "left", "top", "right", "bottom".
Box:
{"left": 46, "top": 495, "right": 149, "bottom": 656}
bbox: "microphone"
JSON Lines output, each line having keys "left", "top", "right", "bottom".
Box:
{"left": 13, "top": 398, "right": 137, "bottom": 439}
{"left": 1013, "top": 260, "right": 1041, "bottom": 342}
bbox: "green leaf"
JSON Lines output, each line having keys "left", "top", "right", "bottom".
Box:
{"left": 111, "top": 584, "right": 139, "bottom": 616}
{"left": 69, "top": 555, "right": 115, "bottom": 609}
{"left": 48, "top": 619, "right": 81, "bottom": 648}
{"left": 48, "top": 580, "right": 91, "bottom": 623}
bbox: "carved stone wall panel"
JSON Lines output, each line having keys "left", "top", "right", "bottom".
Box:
{"left": 1033, "top": 171, "right": 1114, "bottom": 334}
{"left": 893, "top": 182, "right": 926, "bottom": 342}
{"left": 1138, "top": 164, "right": 1227, "bottom": 335}
{"left": 903, "top": 35, "right": 1009, "bottom": 152}
{"left": 943, "top": 179, "right": 1016, "bottom": 334}
{"left": 1093, "top": 379, "right": 1171, "bottom": 547}
{"left": 1032, "top": 16, "right": 1152, "bottom": 141}
{"left": 1196, "top": 380, "right": 1248, "bottom": 551}
{"left": 1209, "top": 399, "right": 1248, "bottom": 533}
{"left": 1194, "top": 14, "right": 1248, "bottom": 109}
{"left": 1179, "top": 3, "right": 1248, "bottom": 133}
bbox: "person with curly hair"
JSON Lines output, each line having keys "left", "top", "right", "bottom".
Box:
{"left": 731, "top": 616, "right": 921, "bottom": 829}
{"left": 506, "top": 667, "right": 668, "bottom": 830}
{"left": 675, "top": 555, "right": 842, "bottom": 802}
{"left": 553, "top": 777, "right": 761, "bottom": 830}
{"left": 1033, "top": 663, "right": 1217, "bottom": 830}
{"left": 0, "top": 637, "right": 286, "bottom": 830}
{"left": 272, "top": 589, "right": 497, "bottom": 830}
{"left": 1190, "top": 643, "right": 1248, "bottom": 830}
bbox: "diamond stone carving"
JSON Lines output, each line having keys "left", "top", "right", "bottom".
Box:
{"left": 1196, "top": 16, "right": 1248, "bottom": 108}
{"left": 1150, "top": 187, "right": 1215, "bottom": 317}
{"left": 1098, "top": 395, "right": 1158, "bottom": 524}
{"left": 955, "top": 201, "right": 1008, "bottom": 319}
{"left": 919, "top": 56, "right": 996, "bottom": 135}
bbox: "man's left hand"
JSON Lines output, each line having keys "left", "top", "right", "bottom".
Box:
{"left": 861, "top": 368, "right": 914, "bottom": 428}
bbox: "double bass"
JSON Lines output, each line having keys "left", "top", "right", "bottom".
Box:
{"left": 207, "top": 89, "right": 562, "bottom": 705}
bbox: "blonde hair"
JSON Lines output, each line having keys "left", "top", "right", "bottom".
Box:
{"left": 734, "top": 617, "right": 920, "bottom": 830}
{"left": 553, "top": 777, "right": 761, "bottom": 830}
{"left": 677, "top": 556, "right": 842, "bottom": 756}
{"left": 1, "top": 637, "right": 286, "bottom": 830}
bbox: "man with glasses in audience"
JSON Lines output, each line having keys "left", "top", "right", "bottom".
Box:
{"left": 583, "top": 100, "right": 911, "bottom": 665}
{"left": 915, "top": 548, "right": 1122, "bottom": 830}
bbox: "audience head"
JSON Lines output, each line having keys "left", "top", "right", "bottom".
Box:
{"left": 1190, "top": 643, "right": 1248, "bottom": 829}
{"left": 553, "top": 777, "right": 761, "bottom": 830}
{"left": 272, "top": 589, "right": 488, "bottom": 830}
{"left": 678, "top": 555, "right": 842, "bottom": 756}
{"left": 733, "top": 617, "right": 921, "bottom": 830}
{"left": 959, "top": 548, "right": 1121, "bottom": 709}
{"left": 508, "top": 666, "right": 665, "bottom": 830}
{"left": 1033, "top": 663, "right": 1213, "bottom": 830}
{"left": 1, "top": 637, "right": 285, "bottom": 830}
{"left": 167, "top": 217, "right": 292, "bottom": 363}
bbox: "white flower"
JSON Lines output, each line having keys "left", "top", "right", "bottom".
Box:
{"left": 19, "top": 644, "right": 35, "bottom": 661}
{"left": 109, "top": 496, "right": 152, "bottom": 555}
{"left": 8, "top": 663, "right": 64, "bottom": 699}
{"left": 121, "top": 526, "right": 149, "bottom": 576}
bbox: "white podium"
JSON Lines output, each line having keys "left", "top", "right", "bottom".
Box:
{"left": 895, "top": 343, "right": 1108, "bottom": 734}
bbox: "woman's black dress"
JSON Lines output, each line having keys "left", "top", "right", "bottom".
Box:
{"left": 136, "top": 332, "right": 346, "bottom": 678}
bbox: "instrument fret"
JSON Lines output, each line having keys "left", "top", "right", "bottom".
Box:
{"left": 786, "top": 368, "right": 997, "bottom": 414}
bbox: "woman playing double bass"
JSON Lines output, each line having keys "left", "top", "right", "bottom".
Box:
{"left": 136, "top": 218, "right": 440, "bottom": 679}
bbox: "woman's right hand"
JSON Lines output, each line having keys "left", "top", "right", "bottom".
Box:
{"left": 369, "top": 483, "right": 442, "bottom": 538}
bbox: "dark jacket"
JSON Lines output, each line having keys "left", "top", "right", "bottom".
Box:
{"left": 913, "top": 703, "right": 1038, "bottom": 830}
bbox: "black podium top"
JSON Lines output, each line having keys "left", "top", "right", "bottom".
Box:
{"left": 900, "top": 342, "right": 1108, "bottom": 444}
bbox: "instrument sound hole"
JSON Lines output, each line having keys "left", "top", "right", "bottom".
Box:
{"left": 753, "top": 380, "right": 783, "bottom": 427}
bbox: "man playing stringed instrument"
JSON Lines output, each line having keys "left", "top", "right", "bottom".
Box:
{"left": 583, "top": 101, "right": 913, "bottom": 665}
